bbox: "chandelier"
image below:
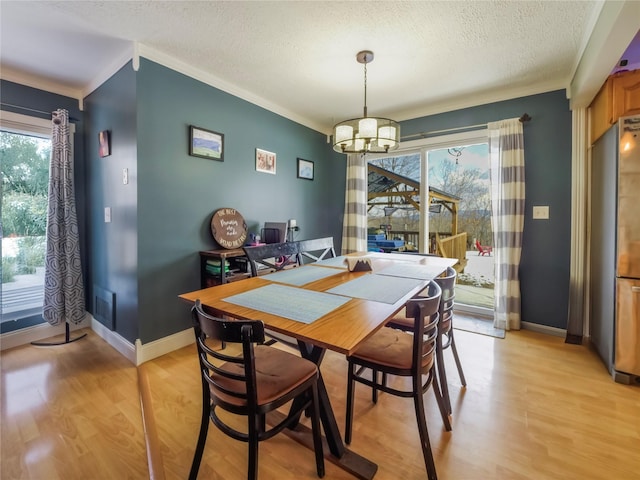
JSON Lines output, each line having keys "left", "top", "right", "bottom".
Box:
{"left": 332, "top": 51, "right": 400, "bottom": 154}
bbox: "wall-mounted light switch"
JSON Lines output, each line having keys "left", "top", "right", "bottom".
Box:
{"left": 533, "top": 206, "right": 549, "bottom": 220}
{"left": 104, "top": 207, "right": 111, "bottom": 223}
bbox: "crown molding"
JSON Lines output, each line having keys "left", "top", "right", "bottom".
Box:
{"left": 393, "top": 79, "right": 568, "bottom": 123}
{"left": 0, "top": 66, "right": 83, "bottom": 100}
{"left": 136, "top": 43, "right": 327, "bottom": 134}
{"left": 82, "top": 43, "right": 136, "bottom": 98}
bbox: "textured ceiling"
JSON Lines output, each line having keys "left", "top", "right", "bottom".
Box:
{"left": 0, "top": 1, "right": 626, "bottom": 134}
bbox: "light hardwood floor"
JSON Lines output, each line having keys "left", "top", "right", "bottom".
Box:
{"left": 2, "top": 326, "right": 639, "bottom": 479}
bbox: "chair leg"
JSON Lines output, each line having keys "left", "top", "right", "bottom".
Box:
{"left": 413, "top": 384, "right": 438, "bottom": 480}
{"left": 248, "top": 416, "right": 260, "bottom": 480}
{"left": 431, "top": 372, "right": 452, "bottom": 432}
{"left": 372, "top": 369, "right": 378, "bottom": 404}
{"left": 310, "top": 383, "right": 325, "bottom": 478}
{"left": 189, "top": 392, "right": 211, "bottom": 480}
{"left": 345, "top": 362, "right": 356, "bottom": 445}
{"left": 436, "top": 334, "right": 452, "bottom": 414}
{"left": 450, "top": 333, "right": 467, "bottom": 387}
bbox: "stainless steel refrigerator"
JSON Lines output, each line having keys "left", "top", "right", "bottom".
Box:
{"left": 590, "top": 114, "right": 640, "bottom": 385}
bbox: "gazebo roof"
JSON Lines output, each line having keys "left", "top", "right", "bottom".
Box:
{"left": 368, "top": 163, "right": 460, "bottom": 211}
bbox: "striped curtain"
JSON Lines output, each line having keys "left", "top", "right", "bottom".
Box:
{"left": 488, "top": 118, "right": 525, "bottom": 330}
{"left": 42, "top": 109, "right": 85, "bottom": 326}
{"left": 341, "top": 154, "right": 368, "bottom": 254}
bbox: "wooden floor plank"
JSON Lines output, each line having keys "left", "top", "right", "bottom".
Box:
{"left": 2, "top": 326, "right": 639, "bottom": 479}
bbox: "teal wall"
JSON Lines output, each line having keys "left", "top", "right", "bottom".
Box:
{"left": 2, "top": 73, "right": 571, "bottom": 343}
{"left": 84, "top": 63, "right": 139, "bottom": 342}
{"left": 85, "top": 59, "right": 345, "bottom": 344}
{"left": 401, "top": 90, "right": 572, "bottom": 329}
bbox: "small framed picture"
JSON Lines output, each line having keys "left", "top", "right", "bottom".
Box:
{"left": 256, "top": 148, "right": 276, "bottom": 174}
{"left": 189, "top": 125, "right": 224, "bottom": 161}
{"left": 297, "top": 158, "right": 314, "bottom": 180}
{"left": 98, "top": 130, "right": 110, "bottom": 157}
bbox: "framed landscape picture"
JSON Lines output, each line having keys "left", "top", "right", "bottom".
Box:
{"left": 189, "top": 125, "right": 224, "bottom": 161}
{"left": 256, "top": 148, "right": 276, "bottom": 174}
{"left": 297, "top": 158, "right": 314, "bottom": 180}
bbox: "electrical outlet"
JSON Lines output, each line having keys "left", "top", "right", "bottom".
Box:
{"left": 104, "top": 207, "right": 111, "bottom": 223}
{"left": 122, "top": 168, "right": 128, "bottom": 185}
{"left": 533, "top": 206, "right": 549, "bottom": 220}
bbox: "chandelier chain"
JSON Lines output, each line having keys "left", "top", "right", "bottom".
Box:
{"left": 363, "top": 62, "right": 368, "bottom": 117}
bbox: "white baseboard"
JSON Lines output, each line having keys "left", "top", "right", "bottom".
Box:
{"left": 521, "top": 321, "right": 566, "bottom": 338}
{"left": 90, "top": 317, "right": 136, "bottom": 364}
{"left": 1, "top": 313, "right": 195, "bottom": 366}
{"left": 0, "top": 315, "right": 91, "bottom": 351}
{"left": 135, "top": 328, "right": 195, "bottom": 365}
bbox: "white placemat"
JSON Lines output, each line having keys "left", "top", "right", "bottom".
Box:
{"left": 310, "top": 255, "right": 348, "bottom": 269}
{"left": 375, "top": 263, "right": 445, "bottom": 281}
{"left": 223, "top": 284, "right": 350, "bottom": 324}
{"left": 262, "top": 266, "right": 342, "bottom": 286}
{"left": 327, "top": 274, "right": 425, "bottom": 304}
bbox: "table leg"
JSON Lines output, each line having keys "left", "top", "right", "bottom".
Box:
{"left": 296, "top": 341, "right": 345, "bottom": 457}
{"left": 286, "top": 341, "right": 377, "bottom": 479}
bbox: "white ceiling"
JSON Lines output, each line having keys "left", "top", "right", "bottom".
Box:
{"left": 1, "top": 1, "right": 638, "bottom": 135}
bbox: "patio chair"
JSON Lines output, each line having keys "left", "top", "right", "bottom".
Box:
{"left": 474, "top": 239, "right": 492, "bottom": 256}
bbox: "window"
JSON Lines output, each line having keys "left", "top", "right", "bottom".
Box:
{"left": 1, "top": 112, "right": 53, "bottom": 332}
{"left": 427, "top": 143, "right": 493, "bottom": 313}
{"left": 367, "top": 129, "right": 494, "bottom": 315}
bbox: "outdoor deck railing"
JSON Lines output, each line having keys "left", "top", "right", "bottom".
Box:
{"left": 436, "top": 232, "right": 468, "bottom": 271}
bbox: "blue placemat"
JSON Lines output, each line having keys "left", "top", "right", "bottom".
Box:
{"left": 262, "top": 266, "right": 341, "bottom": 286}
{"left": 311, "top": 255, "right": 348, "bottom": 269}
{"left": 327, "top": 274, "right": 425, "bottom": 304}
{"left": 375, "top": 263, "right": 445, "bottom": 281}
{"left": 223, "top": 284, "right": 350, "bottom": 324}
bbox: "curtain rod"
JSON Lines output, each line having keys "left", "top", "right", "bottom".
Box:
{"left": 0, "top": 102, "right": 79, "bottom": 122}
{"left": 401, "top": 112, "right": 532, "bottom": 141}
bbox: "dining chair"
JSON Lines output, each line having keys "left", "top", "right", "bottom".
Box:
{"left": 243, "top": 241, "right": 301, "bottom": 276}
{"left": 344, "top": 281, "right": 448, "bottom": 480}
{"left": 387, "top": 266, "right": 466, "bottom": 415}
{"left": 189, "top": 300, "right": 325, "bottom": 480}
{"left": 297, "top": 237, "right": 336, "bottom": 264}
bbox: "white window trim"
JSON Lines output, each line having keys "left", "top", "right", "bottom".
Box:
{"left": 0, "top": 110, "right": 75, "bottom": 136}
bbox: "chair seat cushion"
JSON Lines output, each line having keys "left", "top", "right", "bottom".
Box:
{"left": 350, "top": 327, "right": 434, "bottom": 371}
{"left": 211, "top": 346, "right": 317, "bottom": 406}
{"left": 387, "top": 313, "right": 413, "bottom": 330}
{"left": 390, "top": 311, "right": 451, "bottom": 333}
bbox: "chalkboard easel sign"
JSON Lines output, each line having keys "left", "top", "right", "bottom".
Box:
{"left": 210, "top": 208, "right": 248, "bottom": 249}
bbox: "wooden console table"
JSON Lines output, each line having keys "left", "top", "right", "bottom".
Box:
{"left": 199, "top": 248, "right": 250, "bottom": 288}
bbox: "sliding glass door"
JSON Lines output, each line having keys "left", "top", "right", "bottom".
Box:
{"left": 1, "top": 113, "right": 51, "bottom": 333}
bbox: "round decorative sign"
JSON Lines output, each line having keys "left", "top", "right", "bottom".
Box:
{"left": 210, "top": 208, "right": 248, "bottom": 249}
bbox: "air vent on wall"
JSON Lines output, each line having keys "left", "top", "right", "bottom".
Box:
{"left": 93, "top": 285, "right": 115, "bottom": 330}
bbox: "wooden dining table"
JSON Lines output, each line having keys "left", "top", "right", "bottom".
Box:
{"left": 179, "top": 251, "right": 457, "bottom": 479}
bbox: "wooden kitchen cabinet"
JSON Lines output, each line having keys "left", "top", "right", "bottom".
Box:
{"left": 589, "top": 69, "right": 640, "bottom": 144}
{"left": 612, "top": 69, "right": 640, "bottom": 120}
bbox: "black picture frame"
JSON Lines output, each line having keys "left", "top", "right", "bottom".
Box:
{"left": 98, "top": 130, "right": 110, "bottom": 158}
{"left": 297, "top": 158, "right": 314, "bottom": 180}
{"left": 189, "top": 125, "right": 224, "bottom": 161}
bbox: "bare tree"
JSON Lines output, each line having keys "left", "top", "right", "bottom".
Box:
{"left": 429, "top": 159, "right": 492, "bottom": 245}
